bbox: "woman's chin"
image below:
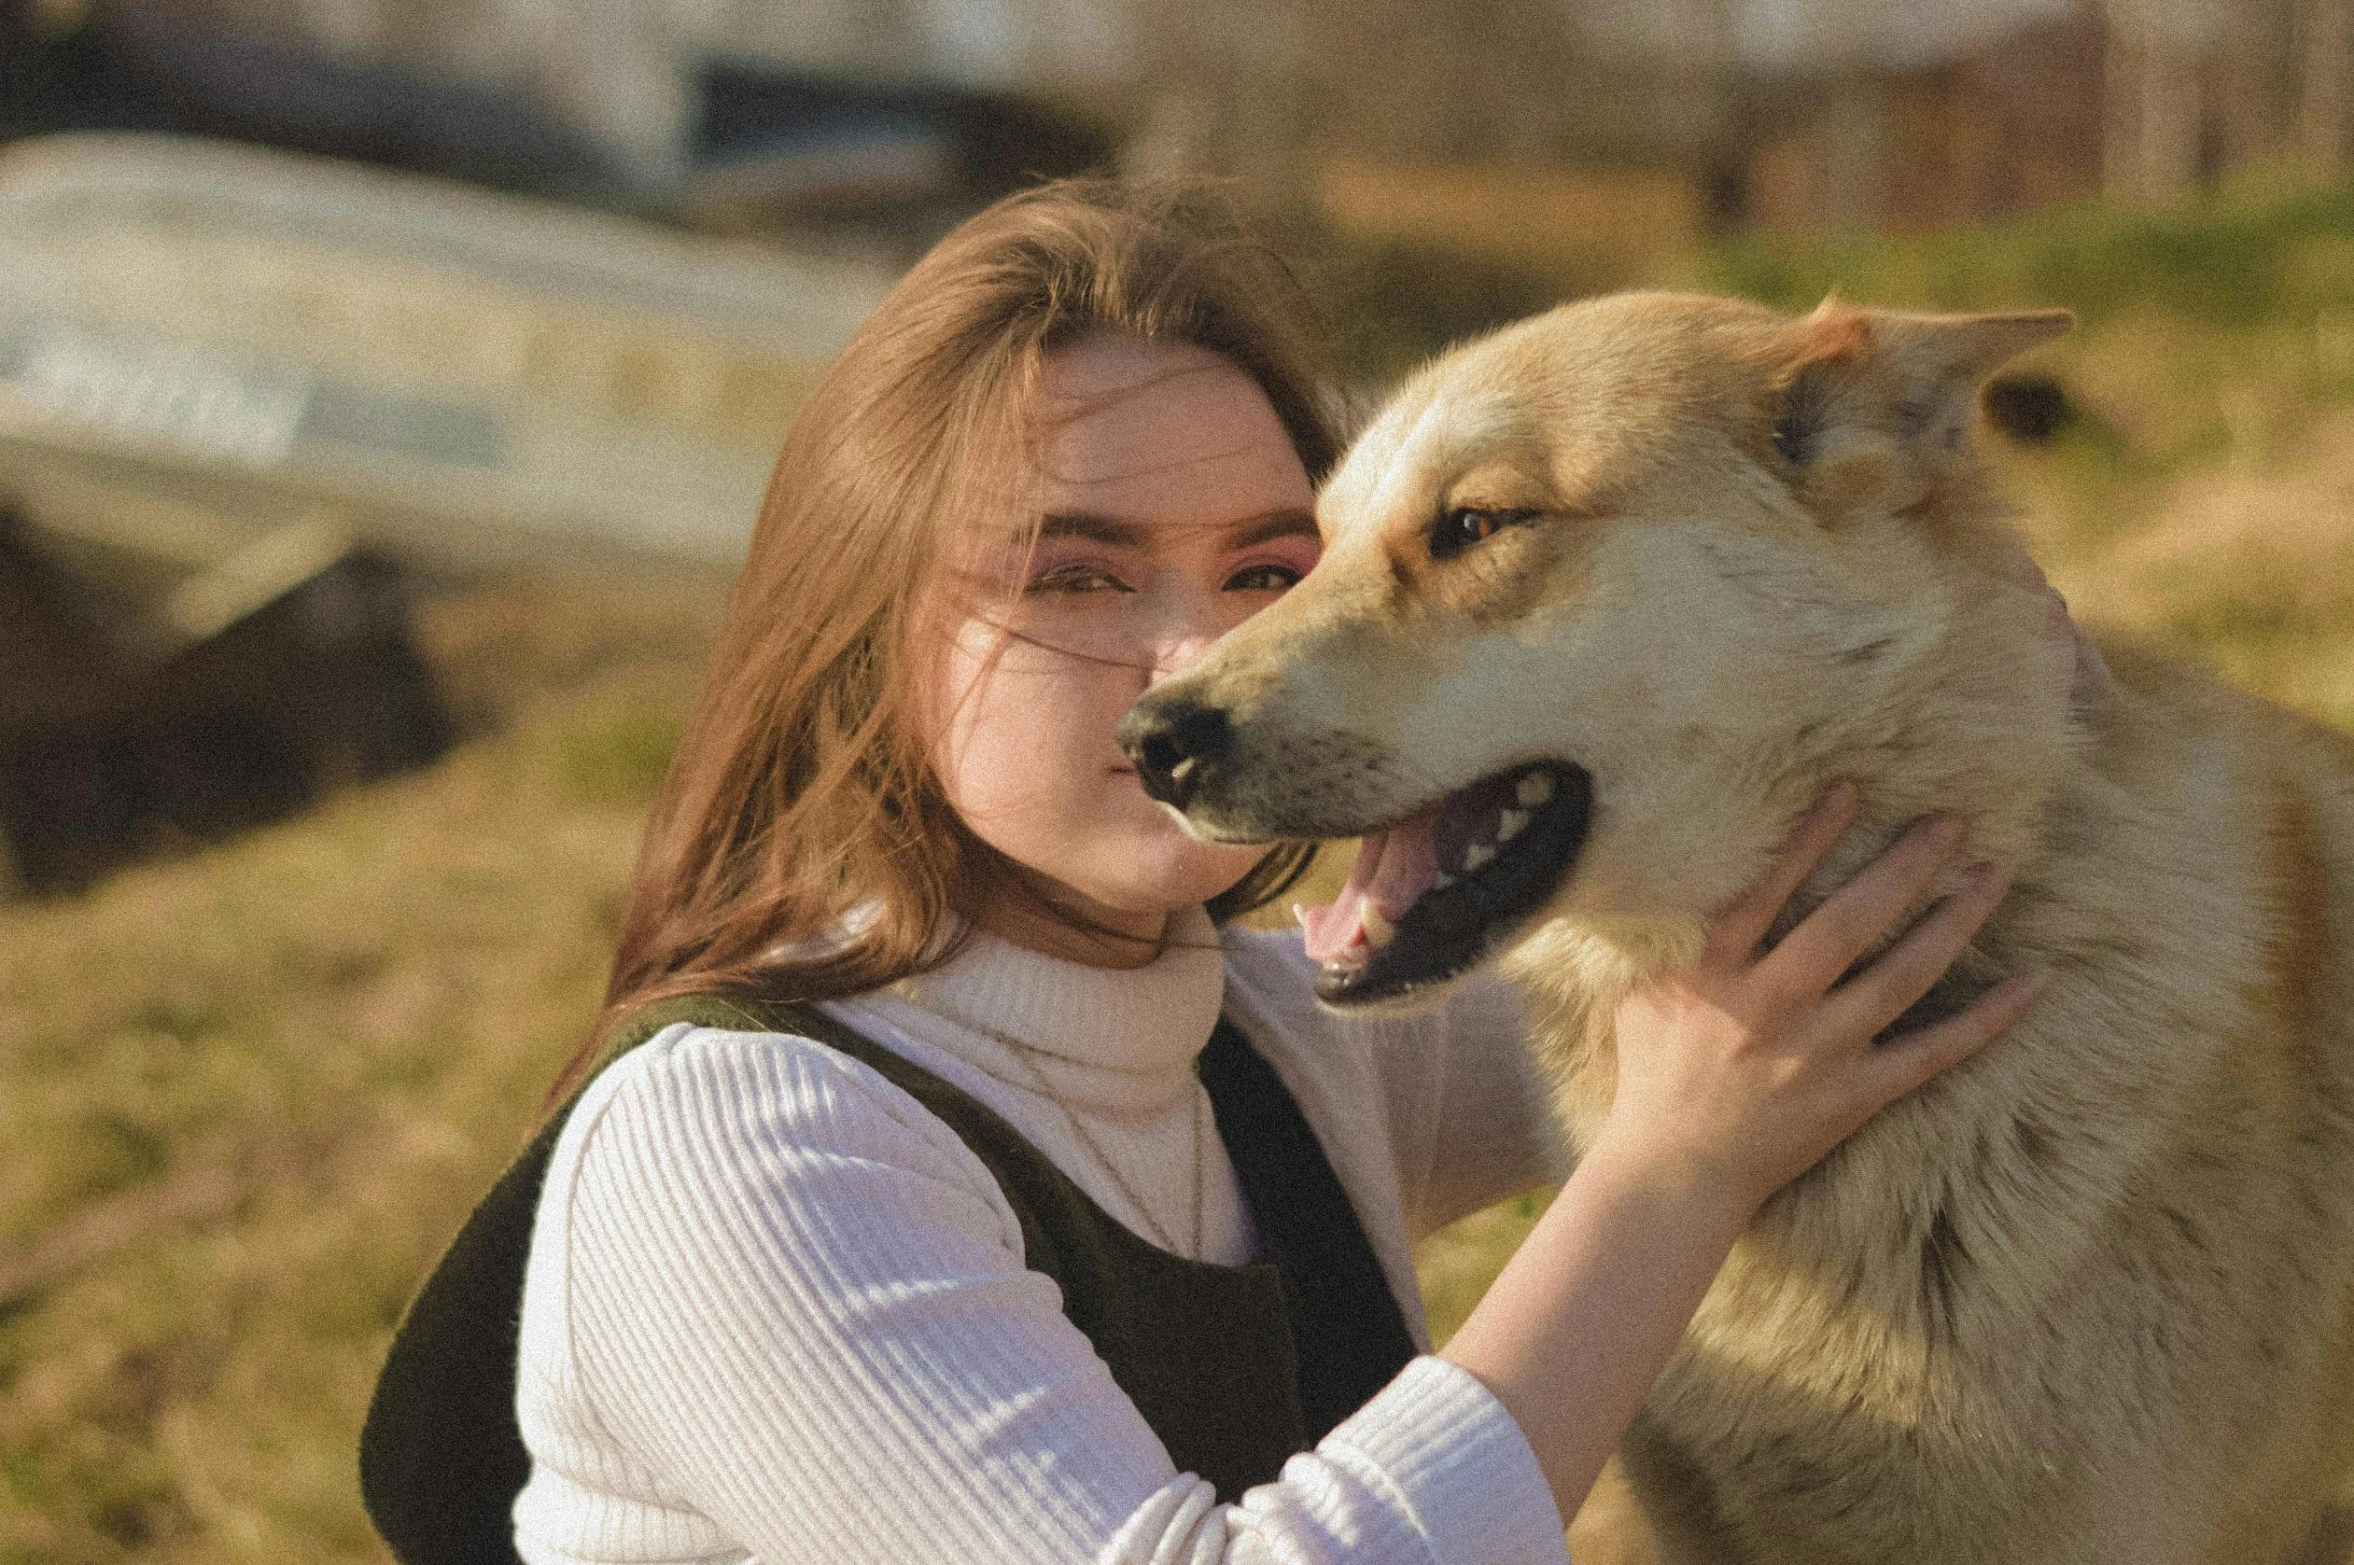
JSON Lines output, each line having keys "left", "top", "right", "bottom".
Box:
{"left": 1061, "top": 854, "right": 1256, "bottom": 927}
{"left": 981, "top": 809, "right": 1270, "bottom": 935}
{"left": 1151, "top": 838, "right": 1271, "bottom": 901}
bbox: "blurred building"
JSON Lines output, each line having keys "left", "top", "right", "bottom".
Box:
{"left": 1724, "top": 0, "right": 2111, "bottom": 230}
{"left": 1263, "top": 0, "right": 2354, "bottom": 236}
{"left": 1722, "top": 0, "right": 2354, "bottom": 231}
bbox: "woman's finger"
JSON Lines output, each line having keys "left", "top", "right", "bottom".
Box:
{"left": 1816, "top": 863, "right": 2009, "bottom": 1044}
{"left": 1855, "top": 971, "right": 2046, "bottom": 1109}
{"left": 1758, "top": 813, "right": 1966, "bottom": 1000}
{"left": 1705, "top": 782, "right": 1861, "bottom": 964}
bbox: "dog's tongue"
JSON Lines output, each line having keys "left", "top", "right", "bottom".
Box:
{"left": 1298, "top": 806, "right": 1442, "bottom": 967}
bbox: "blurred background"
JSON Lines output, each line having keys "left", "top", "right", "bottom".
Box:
{"left": 4, "top": 0, "right": 2354, "bottom": 1559}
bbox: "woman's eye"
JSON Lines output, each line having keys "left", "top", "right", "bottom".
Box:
{"left": 1225, "top": 562, "right": 1303, "bottom": 592}
{"left": 1428, "top": 507, "right": 1530, "bottom": 561}
{"left": 1025, "top": 565, "right": 1132, "bottom": 595}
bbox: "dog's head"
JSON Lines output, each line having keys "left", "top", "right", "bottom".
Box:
{"left": 1117, "top": 291, "right": 2076, "bottom": 1011}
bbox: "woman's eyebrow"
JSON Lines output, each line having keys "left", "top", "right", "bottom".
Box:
{"left": 1225, "top": 508, "right": 1319, "bottom": 548}
{"left": 1038, "top": 511, "right": 1149, "bottom": 546}
{"left": 1036, "top": 508, "right": 1318, "bottom": 548}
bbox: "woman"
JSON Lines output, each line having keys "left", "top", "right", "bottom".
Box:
{"left": 362, "top": 180, "right": 2044, "bottom": 1565}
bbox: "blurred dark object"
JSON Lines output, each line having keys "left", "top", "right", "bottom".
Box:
{"left": 0, "top": 1, "right": 1111, "bottom": 235}
{"left": 689, "top": 63, "right": 1113, "bottom": 245}
{"left": 1983, "top": 372, "right": 2075, "bottom": 444}
{"left": 0, "top": 0, "right": 627, "bottom": 203}
{"left": 0, "top": 499, "right": 449, "bottom": 895}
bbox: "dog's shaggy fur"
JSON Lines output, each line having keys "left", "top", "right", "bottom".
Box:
{"left": 1131, "top": 293, "right": 2354, "bottom": 1564}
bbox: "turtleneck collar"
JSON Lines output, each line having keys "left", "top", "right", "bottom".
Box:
{"left": 866, "top": 905, "right": 1227, "bottom": 1117}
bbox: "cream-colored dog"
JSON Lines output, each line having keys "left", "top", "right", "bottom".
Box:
{"left": 1117, "top": 292, "right": 2354, "bottom": 1565}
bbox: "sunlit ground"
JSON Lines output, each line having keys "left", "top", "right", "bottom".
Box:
{"left": 8, "top": 182, "right": 2354, "bottom": 1561}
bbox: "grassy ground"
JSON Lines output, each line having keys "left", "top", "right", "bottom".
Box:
{"left": 0, "top": 579, "right": 723, "bottom": 1562}
{"left": 7, "top": 181, "right": 2354, "bottom": 1562}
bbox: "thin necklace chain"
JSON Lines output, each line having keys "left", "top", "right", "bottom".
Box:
{"left": 923, "top": 1002, "right": 1209, "bottom": 1259}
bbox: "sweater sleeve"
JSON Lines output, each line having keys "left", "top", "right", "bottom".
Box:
{"left": 523, "top": 1025, "right": 1568, "bottom": 1565}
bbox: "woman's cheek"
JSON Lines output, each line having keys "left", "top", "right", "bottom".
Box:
{"left": 936, "top": 645, "right": 1124, "bottom": 824}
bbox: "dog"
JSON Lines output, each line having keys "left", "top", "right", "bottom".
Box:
{"left": 1117, "top": 291, "right": 2354, "bottom": 1565}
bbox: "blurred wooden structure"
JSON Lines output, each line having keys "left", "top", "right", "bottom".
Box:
{"left": 1742, "top": 0, "right": 2354, "bottom": 232}
{"left": 2101, "top": 0, "right": 2354, "bottom": 201}
{"left": 1745, "top": 10, "right": 2108, "bottom": 232}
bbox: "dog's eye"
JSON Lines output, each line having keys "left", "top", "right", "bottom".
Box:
{"left": 1429, "top": 507, "right": 1529, "bottom": 560}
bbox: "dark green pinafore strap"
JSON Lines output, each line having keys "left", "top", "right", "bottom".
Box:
{"left": 359, "top": 995, "right": 1418, "bottom": 1565}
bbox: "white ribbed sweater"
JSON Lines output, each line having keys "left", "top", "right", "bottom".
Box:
{"left": 513, "top": 910, "right": 1575, "bottom": 1565}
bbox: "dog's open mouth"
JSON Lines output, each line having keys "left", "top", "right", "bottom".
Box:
{"left": 1300, "top": 761, "right": 1592, "bottom": 1006}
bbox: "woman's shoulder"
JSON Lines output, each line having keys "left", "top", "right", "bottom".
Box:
{"left": 547, "top": 1020, "right": 1020, "bottom": 1249}
{"left": 569, "top": 1019, "right": 957, "bottom": 1138}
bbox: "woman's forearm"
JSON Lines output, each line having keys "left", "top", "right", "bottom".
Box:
{"left": 1437, "top": 1134, "right": 1752, "bottom": 1524}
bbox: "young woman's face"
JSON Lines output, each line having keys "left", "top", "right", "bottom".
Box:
{"left": 926, "top": 334, "right": 1321, "bottom": 954}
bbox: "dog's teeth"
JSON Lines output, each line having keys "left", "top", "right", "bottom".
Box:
{"left": 1465, "top": 842, "right": 1496, "bottom": 872}
{"left": 1497, "top": 808, "right": 1530, "bottom": 842}
{"left": 1291, "top": 902, "right": 1310, "bottom": 930}
{"left": 1362, "top": 903, "right": 1396, "bottom": 949}
{"left": 1433, "top": 872, "right": 1456, "bottom": 890}
{"left": 1516, "top": 772, "right": 1554, "bottom": 808}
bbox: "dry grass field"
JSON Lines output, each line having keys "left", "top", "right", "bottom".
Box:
{"left": 6, "top": 181, "right": 2354, "bottom": 1562}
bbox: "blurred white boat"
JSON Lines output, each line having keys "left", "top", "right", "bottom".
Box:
{"left": 0, "top": 132, "right": 894, "bottom": 573}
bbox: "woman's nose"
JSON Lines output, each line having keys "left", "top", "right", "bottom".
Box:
{"left": 1142, "top": 586, "right": 1230, "bottom": 681}
{"left": 1150, "top": 627, "right": 1222, "bottom": 681}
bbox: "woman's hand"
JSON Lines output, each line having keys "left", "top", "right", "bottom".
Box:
{"left": 1595, "top": 782, "right": 2044, "bottom": 1222}
{"left": 1440, "top": 783, "right": 2044, "bottom": 1525}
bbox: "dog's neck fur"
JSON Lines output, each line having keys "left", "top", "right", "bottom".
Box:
{"left": 1506, "top": 635, "right": 2276, "bottom": 1481}
{"left": 1522, "top": 585, "right": 2312, "bottom": 1457}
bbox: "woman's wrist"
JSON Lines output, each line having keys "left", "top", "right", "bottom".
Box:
{"left": 1572, "top": 1126, "right": 1761, "bottom": 1257}
{"left": 1579, "top": 1112, "right": 1782, "bottom": 1246}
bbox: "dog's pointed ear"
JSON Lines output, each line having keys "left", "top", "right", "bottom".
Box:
{"left": 1762, "top": 299, "right": 2072, "bottom": 519}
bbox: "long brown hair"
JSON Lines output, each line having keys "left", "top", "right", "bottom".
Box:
{"left": 548, "top": 179, "right": 1341, "bottom": 1109}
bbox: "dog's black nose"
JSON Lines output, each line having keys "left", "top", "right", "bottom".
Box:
{"left": 1117, "top": 700, "right": 1233, "bottom": 810}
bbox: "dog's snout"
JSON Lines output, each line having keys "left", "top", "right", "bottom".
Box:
{"left": 1118, "top": 700, "right": 1233, "bottom": 810}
